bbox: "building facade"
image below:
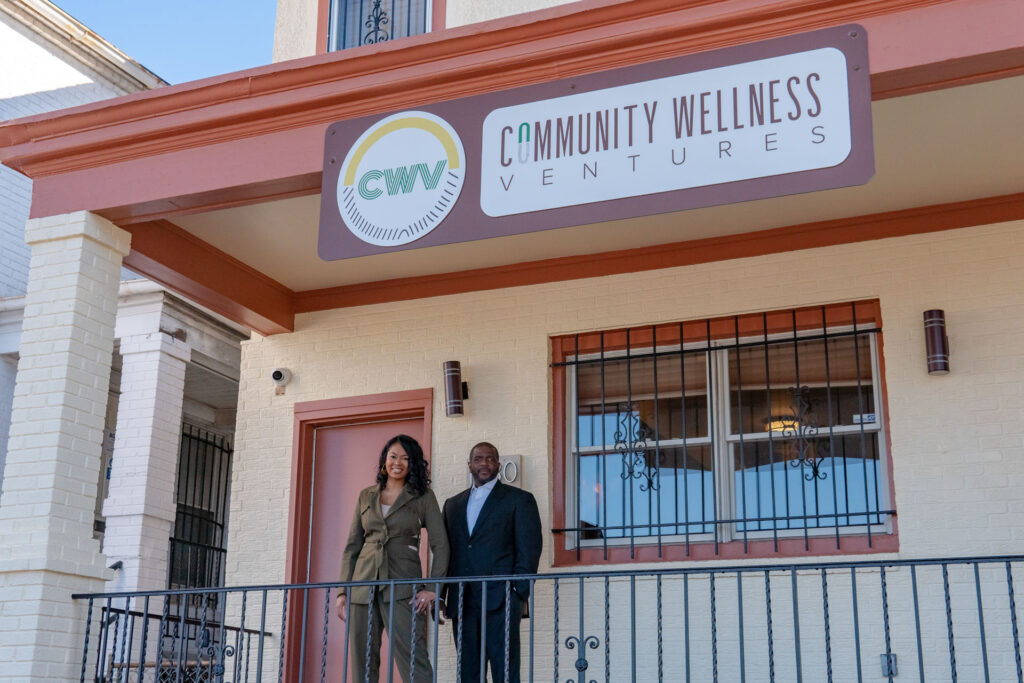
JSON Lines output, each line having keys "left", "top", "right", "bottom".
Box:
{"left": 1, "top": 0, "right": 1023, "bottom": 681}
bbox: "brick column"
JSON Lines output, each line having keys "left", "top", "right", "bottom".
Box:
{"left": 102, "top": 331, "right": 190, "bottom": 594}
{"left": 0, "top": 212, "right": 130, "bottom": 683}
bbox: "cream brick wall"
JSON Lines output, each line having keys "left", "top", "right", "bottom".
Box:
{"left": 227, "top": 219, "right": 1024, "bottom": 679}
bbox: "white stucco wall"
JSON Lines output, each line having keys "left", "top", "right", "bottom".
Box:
{"left": 446, "top": 0, "right": 579, "bottom": 28}
{"left": 273, "top": 0, "right": 318, "bottom": 62}
{"left": 225, "top": 219, "right": 1024, "bottom": 680}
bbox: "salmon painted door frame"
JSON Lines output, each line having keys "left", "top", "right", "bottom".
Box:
{"left": 286, "top": 388, "right": 434, "bottom": 584}
{"left": 284, "top": 388, "right": 434, "bottom": 681}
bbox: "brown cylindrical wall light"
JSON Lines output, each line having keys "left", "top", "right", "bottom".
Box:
{"left": 443, "top": 361, "right": 469, "bottom": 416}
{"left": 923, "top": 309, "right": 950, "bottom": 375}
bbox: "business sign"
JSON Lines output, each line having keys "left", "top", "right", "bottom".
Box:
{"left": 319, "top": 25, "right": 872, "bottom": 261}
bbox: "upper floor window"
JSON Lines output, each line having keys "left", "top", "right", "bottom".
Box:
{"left": 551, "top": 301, "right": 896, "bottom": 564}
{"left": 328, "top": 0, "right": 432, "bottom": 52}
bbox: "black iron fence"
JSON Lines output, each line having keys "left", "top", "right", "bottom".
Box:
{"left": 76, "top": 554, "right": 1024, "bottom": 682}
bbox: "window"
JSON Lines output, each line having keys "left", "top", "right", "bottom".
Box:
{"left": 328, "top": 0, "right": 432, "bottom": 52}
{"left": 552, "top": 301, "right": 896, "bottom": 564}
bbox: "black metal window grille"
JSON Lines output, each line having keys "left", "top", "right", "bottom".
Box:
{"left": 553, "top": 301, "right": 893, "bottom": 559}
{"left": 168, "top": 425, "right": 233, "bottom": 595}
{"left": 328, "top": 0, "right": 431, "bottom": 52}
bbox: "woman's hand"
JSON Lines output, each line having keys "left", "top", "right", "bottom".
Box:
{"left": 335, "top": 593, "right": 347, "bottom": 621}
{"left": 412, "top": 590, "right": 436, "bottom": 614}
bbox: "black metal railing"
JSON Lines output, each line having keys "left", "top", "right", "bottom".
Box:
{"left": 76, "top": 554, "right": 1024, "bottom": 682}
{"left": 328, "top": 0, "right": 430, "bottom": 52}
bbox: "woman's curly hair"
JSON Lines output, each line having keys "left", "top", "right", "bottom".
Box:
{"left": 375, "top": 434, "right": 431, "bottom": 496}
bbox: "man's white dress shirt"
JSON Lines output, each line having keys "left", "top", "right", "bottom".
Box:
{"left": 466, "top": 476, "right": 498, "bottom": 534}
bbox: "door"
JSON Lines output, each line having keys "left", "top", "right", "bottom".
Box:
{"left": 302, "top": 418, "right": 426, "bottom": 683}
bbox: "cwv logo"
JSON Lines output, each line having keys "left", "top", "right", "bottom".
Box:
{"left": 357, "top": 161, "right": 448, "bottom": 200}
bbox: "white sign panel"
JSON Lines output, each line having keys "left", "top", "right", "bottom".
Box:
{"left": 480, "top": 48, "right": 851, "bottom": 217}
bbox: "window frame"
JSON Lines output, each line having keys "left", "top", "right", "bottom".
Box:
{"left": 717, "top": 329, "right": 892, "bottom": 541}
{"left": 325, "top": 0, "right": 437, "bottom": 53}
{"left": 550, "top": 300, "right": 899, "bottom": 566}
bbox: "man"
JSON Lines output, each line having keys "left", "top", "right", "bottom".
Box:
{"left": 442, "top": 442, "right": 542, "bottom": 683}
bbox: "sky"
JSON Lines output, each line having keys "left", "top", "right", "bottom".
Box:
{"left": 53, "top": 0, "right": 279, "bottom": 85}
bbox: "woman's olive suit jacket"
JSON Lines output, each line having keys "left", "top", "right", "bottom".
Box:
{"left": 338, "top": 485, "right": 450, "bottom": 604}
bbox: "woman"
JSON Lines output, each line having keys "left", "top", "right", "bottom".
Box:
{"left": 335, "top": 434, "right": 449, "bottom": 682}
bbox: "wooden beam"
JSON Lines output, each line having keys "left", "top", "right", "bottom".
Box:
{"left": 122, "top": 220, "right": 295, "bottom": 335}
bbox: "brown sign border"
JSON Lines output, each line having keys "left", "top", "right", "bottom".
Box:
{"left": 318, "top": 24, "right": 873, "bottom": 261}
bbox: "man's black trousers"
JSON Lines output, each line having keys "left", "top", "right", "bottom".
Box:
{"left": 450, "top": 596, "right": 524, "bottom": 683}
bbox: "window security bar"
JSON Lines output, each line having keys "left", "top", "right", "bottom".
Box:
{"left": 168, "top": 425, "right": 233, "bottom": 608}
{"left": 552, "top": 301, "right": 890, "bottom": 561}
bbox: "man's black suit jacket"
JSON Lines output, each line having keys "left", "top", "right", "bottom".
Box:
{"left": 442, "top": 480, "right": 542, "bottom": 613}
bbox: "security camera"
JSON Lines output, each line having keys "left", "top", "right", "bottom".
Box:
{"left": 271, "top": 368, "right": 292, "bottom": 387}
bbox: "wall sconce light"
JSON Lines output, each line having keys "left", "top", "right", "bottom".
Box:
{"left": 923, "top": 309, "right": 950, "bottom": 375}
{"left": 443, "top": 361, "right": 469, "bottom": 416}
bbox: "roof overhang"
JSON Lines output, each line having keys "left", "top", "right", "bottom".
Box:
{"left": 1, "top": 0, "right": 1022, "bottom": 335}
